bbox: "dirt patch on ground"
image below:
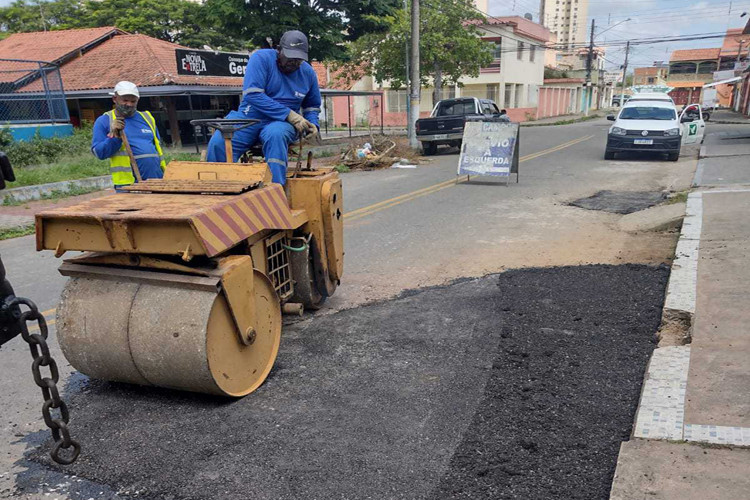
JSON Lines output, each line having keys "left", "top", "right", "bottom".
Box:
{"left": 658, "top": 309, "right": 693, "bottom": 346}
{"left": 320, "top": 135, "right": 423, "bottom": 170}
{"left": 569, "top": 190, "right": 667, "bottom": 214}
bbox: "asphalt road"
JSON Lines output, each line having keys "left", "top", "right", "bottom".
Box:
{"left": 0, "top": 118, "right": 697, "bottom": 499}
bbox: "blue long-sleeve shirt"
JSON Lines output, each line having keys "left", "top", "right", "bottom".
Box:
{"left": 91, "top": 111, "right": 164, "bottom": 181}
{"left": 239, "top": 49, "right": 321, "bottom": 128}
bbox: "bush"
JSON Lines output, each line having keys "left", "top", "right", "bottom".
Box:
{"left": 0, "top": 127, "right": 13, "bottom": 149}
{"left": 2, "top": 124, "right": 94, "bottom": 168}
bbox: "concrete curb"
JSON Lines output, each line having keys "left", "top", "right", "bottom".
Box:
{"left": 707, "top": 120, "right": 750, "bottom": 125}
{"left": 2, "top": 175, "right": 112, "bottom": 204}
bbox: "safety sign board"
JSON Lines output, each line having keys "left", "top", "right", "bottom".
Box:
{"left": 457, "top": 121, "right": 520, "bottom": 182}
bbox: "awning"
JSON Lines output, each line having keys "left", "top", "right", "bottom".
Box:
{"left": 703, "top": 76, "right": 742, "bottom": 88}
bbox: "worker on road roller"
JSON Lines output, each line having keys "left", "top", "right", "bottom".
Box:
{"left": 206, "top": 30, "right": 320, "bottom": 184}
{"left": 91, "top": 81, "right": 166, "bottom": 190}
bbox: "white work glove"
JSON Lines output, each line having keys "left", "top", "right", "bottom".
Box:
{"left": 301, "top": 129, "right": 321, "bottom": 145}
{"left": 109, "top": 117, "right": 125, "bottom": 138}
{"left": 286, "top": 110, "right": 316, "bottom": 137}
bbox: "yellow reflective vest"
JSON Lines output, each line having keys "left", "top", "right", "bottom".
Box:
{"left": 106, "top": 110, "right": 166, "bottom": 186}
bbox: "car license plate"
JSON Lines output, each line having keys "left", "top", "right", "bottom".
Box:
{"left": 433, "top": 134, "right": 448, "bottom": 140}
{"left": 634, "top": 139, "right": 653, "bottom": 145}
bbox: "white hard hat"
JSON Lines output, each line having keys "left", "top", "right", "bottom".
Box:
{"left": 110, "top": 81, "right": 140, "bottom": 98}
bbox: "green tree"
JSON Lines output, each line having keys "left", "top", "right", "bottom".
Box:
{"left": 338, "top": 0, "right": 401, "bottom": 42}
{"left": 339, "top": 0, "right": 493, "bottom": 101}
{"left": 83, "top": 0, "right": 231, "bottom": 48}
{"left": 0, "top": 0, "right": 83, "bottom": 33}
{"left": 0, "top": 0, "right": 229, "bottom": 49}
{"left": 203, "top": 0, "right": 346, "bottom": 60}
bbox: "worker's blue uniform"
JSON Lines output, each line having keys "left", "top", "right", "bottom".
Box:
{"left": 206, "top": 49, "right": 321, "bottom": 185}
{"left": 91, "top": 111, "right": 165, "bottom": 187}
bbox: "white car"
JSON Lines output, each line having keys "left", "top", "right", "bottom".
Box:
{"left": 627, "top": 93, "right": 674, "bottom": 104}
{"left": 605, "top": 101, "right": 705, "bottom": 161}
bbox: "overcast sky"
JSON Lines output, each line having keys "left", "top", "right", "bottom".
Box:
{"left": 490, "top": 0, "right": 749, "bottom": 70}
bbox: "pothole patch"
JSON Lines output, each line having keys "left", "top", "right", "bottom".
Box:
{"left": 570, "top": 190, "right": 667, "bottom": 214}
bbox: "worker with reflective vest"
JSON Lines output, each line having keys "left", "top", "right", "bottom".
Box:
{"left": 206, "top": 30, "right": 321, "bottom": 185}
{"left": 91, "top": 81, "right": 166, "bottom": 189}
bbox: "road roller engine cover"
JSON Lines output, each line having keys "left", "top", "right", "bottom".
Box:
{"left": 34, "top": 159, "right": 343, "bottom": 397}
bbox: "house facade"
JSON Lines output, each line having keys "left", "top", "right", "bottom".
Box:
{"left": 376, "top": 16, "right": 561, "bottom": 123}
{"left": 633, "top": 67, "right": 668, "bottom": 87}
{"left": 667, "top": 48, "right": 721, "bottom": 106}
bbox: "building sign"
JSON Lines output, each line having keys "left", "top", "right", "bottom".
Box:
{"left": 603, "top": 72, "right": 622, "bottom": 84}
{"left": 458, "top": 121, "right": 520, "bottom": 182}
{"left": 175, "top": 49, "right": 249, "bottom": 77}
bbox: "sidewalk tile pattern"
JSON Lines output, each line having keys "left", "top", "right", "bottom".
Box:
{"left": 664, "top": 192, "right": 702, "bottom": 314}
{"left": 634, "top": 346, "right": 691, "bottom": 440}
{"left": 684, "top": 424, "right": 750, "bottom": 446}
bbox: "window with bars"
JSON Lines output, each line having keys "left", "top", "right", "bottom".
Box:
{"left": 387, "top": 90, "right": 408, "bottom": 112}
{"left": 517, "top": 41, "right": 524, "bottom": 60}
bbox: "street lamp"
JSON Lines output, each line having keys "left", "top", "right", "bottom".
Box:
{"left": 597, "top": 18, "right": 631, "bottom": 39}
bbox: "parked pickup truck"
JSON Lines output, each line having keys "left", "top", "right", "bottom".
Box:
{"left": 416, "top": 97, "right": 504, "bottom": 155}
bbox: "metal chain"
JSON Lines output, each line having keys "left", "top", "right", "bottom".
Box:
{"left": 10, "top": 297, "right": 80, "bottom": 465}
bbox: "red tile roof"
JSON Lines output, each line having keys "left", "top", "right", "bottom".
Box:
{"left": 720, "top": 28, "right": 749, "bottom": 58}
{"left": 19, "top": 34, "right": 243, "bottom": 92}
{"left": 310, "top": 60, "right": 364, "bottom": 90}
{"left": 0, "top": 26, "right": 123, "bottom": 84}
{"left": 670, "top": 48, "right": 721, "bottom": 62}
{"left": 0, "top": 26, "right": 122, "bottom": 63}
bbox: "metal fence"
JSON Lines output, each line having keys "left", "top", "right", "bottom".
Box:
{"left": 0, "top": 59, "right": 70, "bottom": 124}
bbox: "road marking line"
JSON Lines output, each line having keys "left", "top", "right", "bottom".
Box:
{"left": 346, "top": 181, "right": 458, "bottom": 222}
{"left": 27, "top": 318, "right": 56, "bottom": 333}
{"left": 345, "top": 134, "right": 595, "bottom": 223}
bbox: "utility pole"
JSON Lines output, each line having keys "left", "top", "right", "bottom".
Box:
{"left": 737, "top": 39, "right": 746, "bottom": 63}
{"left": 404, "top": 0, "right": 412, "bottom": 141}
{"left": 620, "top": 41, "right": 630, "bottom": 103}
{"left": 409, "top": 0, "right": 420, "bottom": 149}
{"left": 584, "top": 19, "right": 595, "bottom": 116}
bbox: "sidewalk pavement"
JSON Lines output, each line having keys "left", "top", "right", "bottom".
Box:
{"left": 610, "top": 126, "right": 750, "bottom": 499}
{"left": 708, "top": 109, "right": 750, "bottom": 125}
{"left": 523, "top": 108, "right": 614, "bottom": 126}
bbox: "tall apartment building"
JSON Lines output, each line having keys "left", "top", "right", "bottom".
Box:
{"left": 539, "top": 0, "right": 588, "bottom": 50}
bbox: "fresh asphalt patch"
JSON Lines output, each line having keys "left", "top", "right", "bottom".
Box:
{"left": 25, "top": 264, "right": 667, "bottom": 500}
{"left": 570, "top": 190, "right": 667, "bottom": 214}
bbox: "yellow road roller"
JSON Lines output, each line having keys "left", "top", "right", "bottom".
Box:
{"left": 35, "top": 142, "right": 343, "bottom": 397}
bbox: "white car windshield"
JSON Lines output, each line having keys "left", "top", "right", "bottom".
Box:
{"left": 619, "top": 107, "right": 676, "bottom": 120}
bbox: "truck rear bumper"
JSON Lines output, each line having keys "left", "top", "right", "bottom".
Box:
{"left": 417, "top": 132, "right": 464, "bottom": 143}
